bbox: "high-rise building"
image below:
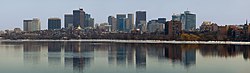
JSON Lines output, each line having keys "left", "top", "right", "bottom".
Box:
{"left": 127, "top": 14, "right": 134, "bottom": 31}
{"left": 116, "top": 14, "right": 126, "bottom": 32}
{"left": 89, "top": 18, "right": 95, "bottom": 28}
{"left": 23, "top": 18, "right": 41, "bottom": 31}
{"left": 136, "top": 11, "right": 146, "bottom": 28}
{"left": 180, "top": 11, "right": 196, "bottom": 31}
{"left": 172, "top": 11, "right": 196, "bottom": 31}
{"left": 73, "top": 8, "right": 85, "bottom": 28}
{"left": 108, "top": 16, "right": 117, "bottom": 32}
{"left": 84, "top": 14, "right": 95, "bottom": 28}
{"left": 48, "top": 18, "right": 61, "bottom": 30}
{"left": 84, "top": 14, "right": 91, "bottom": 27}
{"left": 64, "top": 14, "right": 73, "bottom": 29}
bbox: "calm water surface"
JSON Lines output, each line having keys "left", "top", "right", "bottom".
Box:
{"left": 0, "top": 41, "right": 250, "bottom": 73}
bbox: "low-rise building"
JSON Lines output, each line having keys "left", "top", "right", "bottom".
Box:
{"left": 165, "top": 20, "right": 182, "bottom": 39}
{"left": 147, "top": 20, "right": 164, "bottom": 33}
{"left": 200, "top": 21, "right": 218, "bottom": 32}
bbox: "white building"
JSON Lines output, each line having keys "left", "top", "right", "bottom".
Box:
{"left": 23, "top": 18, "right": 41, "bottom": 32}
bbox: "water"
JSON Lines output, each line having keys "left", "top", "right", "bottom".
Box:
{"left": 0, "top": 41, "right": 249, "bottom": 73}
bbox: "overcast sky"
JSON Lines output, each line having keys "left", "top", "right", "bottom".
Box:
{"left": 0, "top": 0, "right": 250, "bottom": 30}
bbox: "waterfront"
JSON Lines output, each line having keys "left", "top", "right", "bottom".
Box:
{"left": 0, "top": 41, "right": 250, "bottom": 73}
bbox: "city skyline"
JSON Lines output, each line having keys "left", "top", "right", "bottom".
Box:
{"left": 0, "top": 0, "right": 250, "bottom": 30}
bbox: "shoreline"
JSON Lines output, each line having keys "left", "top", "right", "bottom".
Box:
{"left": 1, "top": 39, "right": 250, "bottom": 45}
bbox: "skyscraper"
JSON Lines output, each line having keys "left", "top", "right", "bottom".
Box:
{"left": 172, "top": 11, "right": 196, "bottom": 31}
{"left": 84, "top": 14, "right": 91, "bottom": 27}
{"left": 181, "top": 11, "right": 196, "bottom": 31}
{"left": 89, "top": 18, "right": 95, "bottom": 28}
{"left": 48, "top": 18, "right": 61, "bottom": 30}
{"left": 73, "top": 8, "right": 85, "bottom": 28}
{"left": 84, "top": 14, "right": 95, "bottom": 28}
{"left": 116, "top": 14, "right": 126, "bottom": 32}
{"left": 108, "top": 16, "right": 117, "bottom": 32}
{"left": 23, "top": 18, "right": 41, "bottom": 31}
{"left": 127, "top": 14, "right": 134, "bottom": 31}
{"left": 64, "top": 14, "right": 73, "bottom": 29}
{"left": 136, "top": 11, "right": 146, "bottom": 28}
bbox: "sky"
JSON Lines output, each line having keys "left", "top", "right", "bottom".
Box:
{"left": 0, "top": 0, "right": 250, "bottom": 30}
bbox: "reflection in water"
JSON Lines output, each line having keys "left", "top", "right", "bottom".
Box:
{"left": 1, "top": 41, "right": 250, "bottom": 73}
{"left": 23, "top": 42, "right": 43, "bottom": 65}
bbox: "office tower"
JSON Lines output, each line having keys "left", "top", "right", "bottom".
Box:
{"left": 108, "top": 16, "right": 117, "bottom": 32}
{"left": 136, "top": 11, "right": 146, "bottom": 28}
{"left": 89, "top": 18, "right": 95, "bottom": 28}
{"left": 84, "top": 14, "right": 95, "bottom": 28}
{"left": 116, "top": 14, "right": 126, "bottom": 32}
{"left": 180, "top": 11, "right": 196, "bottom": 31}
{"left": 84, "top": 14, "right": 90, "bottom": 27}
{"left": 64, "top": 14, "right": 73, "bottom": 29}
{"left": 48, "top": 18, "right": 61, "bottom": 30}
{"left": 73, "top": 8, "right": 85, "bottom": 28}
{"left": 127, "top": 14, "right": 134, "bottom": 32}
{"left": 157, "top": 18, "right": 166, "bottom": 24}
{"left": 23, "top": 18, "right": 41, "bottom": 32}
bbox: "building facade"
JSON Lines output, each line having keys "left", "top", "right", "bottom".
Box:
{"left": 147, "top": 20, "right": 164, "bottom": 33}
{"left": 73, "top": 8, "right": 85, "bottom": 28}
{"left": 181, "top": 11, "right": 196, "bottom": 31}
{"left": 116, "top": 14, "right": 126, "bottom": 32}
{"left": 48, "top": 18, "right": 61, "bottom": 30}
{"left": 127, "top": 14, "right": 134, "bottom": 31}
{"left": 136, "top": 11, "right": 146, "bottom": 28}
{"left": 23, "top": 18, "right": 41, "bottom": 32}
{"left": 64, "top": 14, "right": 73, "bottom": 29}
{"left": 200, "top": 21, "right": 218, "bottom": 32}
{"left": 172, "top": 11, "right": 196, "bottom": 31}
{"left": 165, "top": 20, "right": 182, "bottom": 39}
{"left": 108, "top": 16, "right": 117, "bottom": 32}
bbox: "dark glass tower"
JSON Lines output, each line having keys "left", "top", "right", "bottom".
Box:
{"left": 136, "top": 11, "right": 146, "bottom": 28}
{"left": 48, "top": 18, "right": 61, "bottom": 30}
{"left": 73, "top": 8, "right": 85, "bottom": 28}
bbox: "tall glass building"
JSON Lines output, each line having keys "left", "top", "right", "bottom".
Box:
{"left": 116, "top": 14, "right": 126, "bottom": 32}
{"left": 181, "top": 11, "right": 196, "bottom": 31}
{"left": 172, "top": 11, "right": 196, "bottom": 31}
{"left": 64, "top": 14, "right": 73, "bottom": 29}
{"left": 127, "top": 14, "right": 134, "bottom": 31}
{"left": 73, "top": 8, "right": 85, "bottom": 28}
{"left": 136, "top": 11, "right": 146, "bottom": 28}
{"left": 48, "top": 18, "right": 61, "bottom": 30}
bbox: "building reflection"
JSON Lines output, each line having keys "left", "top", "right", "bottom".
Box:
{"left": 48, "top": 42, "right": 62, "bottom": 66}
{"left": 23, "top": 42, "right": 43, "bottom": 65}
{"left": 20, "top": 42, "right": 250, "bottom": 73}
{"left": 64, "top": 42, "right": 94, "bottom": 73}
{"left": 135, "top": 44, "right": 147, "bottom": 69}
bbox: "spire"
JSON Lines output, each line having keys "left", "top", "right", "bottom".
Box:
{"left": 246, "top": 19, "right": 248, "bottom": 25}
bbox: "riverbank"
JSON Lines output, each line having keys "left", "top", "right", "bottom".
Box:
{"left": 1, "top": 39, "right": 250, "bottom": 45}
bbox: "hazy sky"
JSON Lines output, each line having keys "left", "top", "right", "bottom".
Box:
{"left": 0, "top": 0, "right": 250, "bottom": 30}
